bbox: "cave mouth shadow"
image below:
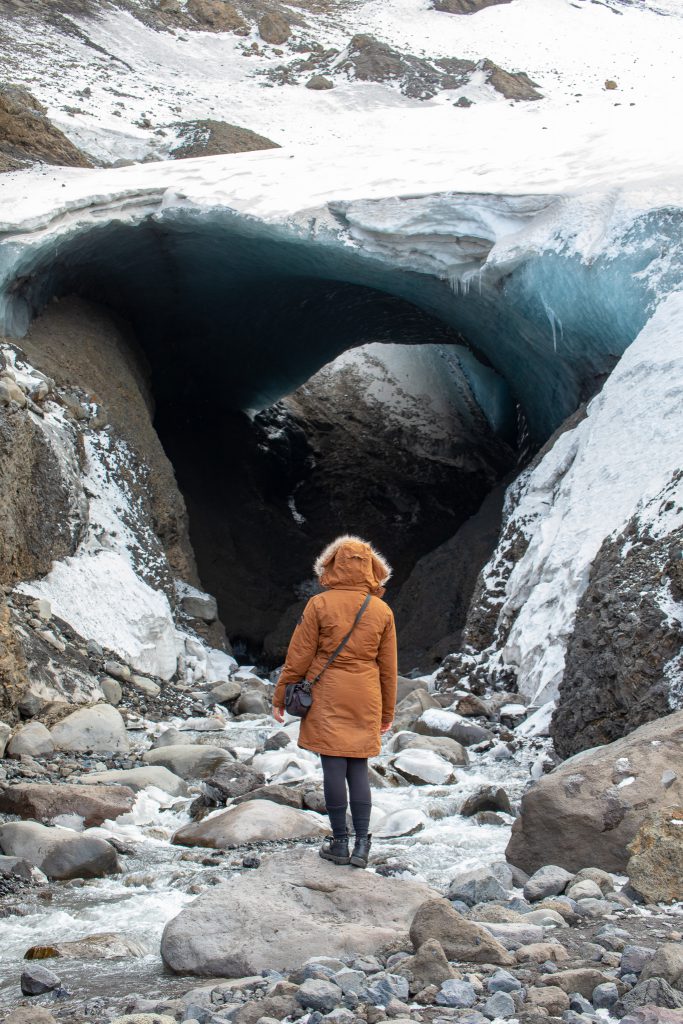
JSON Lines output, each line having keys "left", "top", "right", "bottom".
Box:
{"left": 11, "top": 205, "right": 635, "bottom": 670}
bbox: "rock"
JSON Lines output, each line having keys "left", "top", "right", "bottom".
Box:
{"left": 209, "top": 680, "right": 242, "bottom": 705}
{"left": 0, "top": 719, "right": 11, "bottom": 756}
{"left": 480, "top": 58, "right": 542, "bottom": 100}
{"left": 409, "top": 898, "right": 514, "bottom": 965}
{"left": 161, "top": 847, "right": 436, "bottom": 975}
{"left": 7, "top": 722, "right": 54, "bottom": 757}
{"left": 20, "top": 961, "right": 61, "bottom": 994}
{"left": 361, "top": 972, "right": 410, "bottom": 1005}
{"left": 572, "top": 867, "right": 615, "bottom": 894}
{"left": 111, "top": 1017, "right": 177, "bottom": 1024}
{"left": 620, "top": 1010, "right": 683, "bottom": 1024}
{"left": 234, "top": 691, "right": 271, "bottom": 716}
{"left": 627, "top": 807, "right": 683, "bottom": 903}
{"left": 593, "top": 981, "right": 619, "bottom": 1008}
{"left": 540, "top": 968, "right": 613, "bottom": 999}
{"left": 478, "top": 922, "right": 545, "bottom": 948}
{"left": 436, "top": 979, "right": 477, "bottom": 1007}
{"left": 487, "top": 970, "right": 522, "bottom": 993}
{"left": 152, "top": 727, "right": 184, "bottom": 748}
{"left": 131, "top": 675, "right": 161, "bottom": 697}
{"left": 264, "top": 730, "right": 290, "bottom": 751}
{"left": 306, "top": 75, "right": 334, "bottom": 90}
{"left": 525, "top": 986, "right": 570, "bottom": 1014}
{"left": 523, "top": 865, "right": 574, "bottom": 901}
{"left": 460, "top": 785, "right": 511, "bottom": 816}
{"left": 642, "top": 945, "right": 683, "bottom": 989}
{"left": 516, "top": 942, "right": 569, "bottom": 964}
{"left": 258, "top": 11, "right": 290, "bottom": 45}
{"left": 186, "top": 0, "right": 248, "bottom": 32}
{"left": 50, "top": 704, "right": 129, "bottom": 753}
{"left": 0, "top": 854, "right": 47, "bottom": 883}
{"left": 566, "top": 879, "right": 602, "bottom": 900}
{"left": 206, "top": 760, "right": 265, "bottom": 800}
{"left": 524, "top": 908, "right": 568, "bottom": 928}
{"left": 432, "top": 0, "right": 513, "bottom": 13}
{"left": 394, "top": 939, "right": 455, "bottom": 994}
{"left": 100, "top": 677, "right": 123, "bottom": 705}
{"left": 447, "top": 867, "right": 509, "bottom": 906}
{"left": 297, "top": 978, "right": 343, "bottom": 1012}
{"left": 0, "top": 84, "right": 91, "bottom": 169}
{"left": 25, "top": 932, "right": 147, "bottom": 960}
{"left": 507, "top": 711, "right": 683, "bottom": 874}
{"left": 231, "top": 981, "right": 300, "bottom": 1024}
{"left": 484, "top": 990, "right": 516, "bottom": 1018}
{"left": 0, "top": 782, "right": 136, "bottom": 826}
{"left": 181, "top": 592, "right": 218, "bottom": 621}
{"left": 104, "top": 660, "right": 131, "bottom": 681}
{"left": 142, "top": 744, "right": 232, "bottom": 779}
{"left": 393, "top": 690, "right": 441, "bottom": 732}
{"left": 392, "top": 749, "right": 455, "bottom": 785}
{"left": 616, "top": 978, "right": 683, "bottom": 1016}
{"left": 233, "top": 784, "right": 303, "bottom": 810}
{"left": 415, "top": 709, "right": 492, "bottom": 746}
{"left": 622, "top": 946, "right": 656, "bottom": 975}
{"left": 172, "top": 800, "right": 327, "bottom": 848}
{"left": 170, "top": 119, "right": 278, "bottom": 159}
{"left": 390, "top": 732, "right": 469, "bottom": 765}
{"left": 79, "top": 766, "right": 188, "bottom": 796}
{"left": 4, "top": 1009, "right": 58, "bottom": 1024}
{"left": 0, "top": 821, "right": 118, "bottom": 879}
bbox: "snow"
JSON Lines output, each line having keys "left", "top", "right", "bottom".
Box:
{"left": 500, "top": 291, "right": 683, "bottom": 704}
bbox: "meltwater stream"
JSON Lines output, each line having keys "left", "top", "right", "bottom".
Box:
{"left": 0, "top": 708, "right": 539, "bottom": 1011}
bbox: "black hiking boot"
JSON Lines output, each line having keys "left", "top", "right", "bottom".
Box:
{"left": 319, "top": 833, "right": 350, "bottom": 865}
{"left": 350, "top": 833, "right": 372, "bottom": 868}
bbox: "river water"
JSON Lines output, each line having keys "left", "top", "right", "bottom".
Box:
{"left": 0, "top": 709, "right": 540, "bottom": 1011}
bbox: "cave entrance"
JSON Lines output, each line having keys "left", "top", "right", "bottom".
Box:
{"left": 10, "top": 209, "right": 574, "bottom": 671}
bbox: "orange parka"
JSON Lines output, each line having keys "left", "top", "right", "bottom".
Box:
{"left": 273, "top": 536, "right": 398, "bottom": 759}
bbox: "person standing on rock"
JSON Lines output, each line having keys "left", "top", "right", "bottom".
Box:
{"left": 273, "top": 535, "right": 397, "bottom": 869}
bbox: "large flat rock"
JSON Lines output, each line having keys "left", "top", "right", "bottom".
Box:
{"left": 0, "top": 821, "right": 118, "bottom": 880}
{"left": 0, "top": 782, "right": 136, "bottom": 827}
{"left": 506, "top": 711, "right": 683, "bottom": 873}
{"left": 172, "top": 800, "right": 327, "bottom": 849}
{"left": 77, "top": 766, "right": 188, "bottom": 796}
{"left": 161, "top": 847, "right": 437, "bottom": 976}
{"left": 50, "top": 705, "right": 129, "bottom": 753}
{"left": 142, "top": 744, "right": 232, "bottom": 779}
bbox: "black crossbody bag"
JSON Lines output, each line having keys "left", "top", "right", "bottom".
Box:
{"left": 284, "top": 594, "right": 372, "bottom": 719}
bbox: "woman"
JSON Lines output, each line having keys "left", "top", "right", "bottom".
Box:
{"left": 273, "top": 535, "right": 397, "bottom": 869}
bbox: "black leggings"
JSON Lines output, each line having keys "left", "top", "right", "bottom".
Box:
{"left": 320, "top": 755, "right": 372, "bottom": 839}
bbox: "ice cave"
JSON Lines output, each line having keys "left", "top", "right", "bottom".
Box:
{"left": 1, "top": 185, "right": 681, "bottom": 670}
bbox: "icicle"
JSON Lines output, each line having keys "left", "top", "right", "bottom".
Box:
{"left": 541, "top": 297, "right": 564, "bottom": 353}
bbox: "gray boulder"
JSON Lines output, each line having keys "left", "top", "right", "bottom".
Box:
{"left": 0, "top": 821, "right": 118, "bottom": 879}
{"left": 447, "top": 866, "right": 509, "bottom": 906}
{"left": 616, "top": 978, "right": 683, "bottom": 1016}
{"left": 7, "top": 722, "right": 54, "bottom": 757}
{"left": 507, "top": 711, "right": 683, "bottom": 873}
{"left": 181, "top": 592, "right": 218, "bottom": 621}
{"left": 50, "top": 705, "right": 129, "bottom": 753}
{"left": 234, "top": 691, "right": 271, "bottom": 716}
{"left": 436, "top": 979, "right": 477, "bottom": 1007}
{"left": 523, "top": 865, "right": 574, "bottom": 902}
{"left": 78, "top": 766, "right": 188, "bottom": 796}
{"left": 415, "top": 709, "right": 492, "bottom": 746}
{"left": 296, "top": 978, "right": 343, "bottom": 1012}
{"left": 142, "top": 744, "right": 233, "bottom": 779}
{"left": 0, "top": 782, "right": 136, "bottom": 827}
{"left": 161, "top": 847, "right": 436, "bottom": 976}
{"left": 460, "top": 785, "right": 512, "bottom": 816}
{"left": 641, "top": 944, "right": 683, "bottom": 989}
{"left": 0, "top": 854, "right": 47, "bottom": 883}
{"left": 21, "top": 962, "right": 61, "bottom": 995}
{"left": 389, "top": 731, "right": 469, "bottom": 765}
{"left": 206, "top": 760, "right": 265, "bottom": 800}
{"left": 394, "top": 939, "right": 455, "bottom": 994}
{"left": 392, "top": 689, "right": 441, "bottom": 732}
{"left": 172, "top": 800, "right": 327, "bottom": 848}
{"left": 208, "top": 680, "right": 242, "bottom": 705}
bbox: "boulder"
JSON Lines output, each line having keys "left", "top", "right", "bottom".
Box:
{"left": 4, "top": 1009, "right": 57, "bottom": 1024}
{"left": 616, "top": 979, "right": 683, "bottom": 1016}
{"left": 25, "top": 932, "right": 147, "bottom": 960}
{"left": 642, "top": 944, "right": 683, "bottom": 989}
{"left": 620, "top": 1010, "right": 683, "bottom": 1024}
{"left": 392, "top": 749, "right": 455, "bottom": 785}
{"left": 409, "top": 898, "right": 514, "bottom": 965}
{"left": 161, "top": 847, "right": 436, "bottom": 975}
{"left": 525, "top": 986, "right": 570, "bottom": 1015}
{"left": 206, "top": 760, "right": 265, "bottom": 799}
{"left": 627, "top": 807, "right": 683, "bottom": 903}
{"left": 186, "top": 0, "right": 248, "bottom": 32}
{"left": 394, "top": 939, "right": 456, "bottom": 994}
{"left": 478, "top": 921, "right": 545, "bottom": 948}
{"left": 233, "top": 784, "right": 303, "bottom": 809}
{"left": 181, "top": 592, "right": 218, "bottom": 621}
{"left": 297, "top": 978, "right": 343, "bottom": 1012}
{"left": 389, "top": 732, "right": 469, "bottom": 765}
{"left": 515, "top": 942, "right": 569, "bottom": 964}
{"left": 393, "top": 690, "right": 441, "bottom": 732}
{"left": 0, "top": 719, "right": 10, "bottom": 756}
{"left": 0, "top": 821, "right": 118, "bottom": 879}
{"left": 506, "top": 712, "right": 683, "bottom": 873}
{"left": 306, "top": 75, "right": 334, "bottom": 91}
{"left": 111, "top": 1017, "right": 177, "bottom": 1024}
{"left": 78, "top": 766, "right": 188, "bottom": 797}
{"left": 0, "top": 782, "right": 135, "bottom": 827}
{"left": 460, "top": 785, "right": 511, "bottom": 816}
{"left": 540, "top": 968, "right": 613, "bottom": 999}
{"left": 20, "top": 963, "right": 61, "bottom": 995}
{"left": 0, "top": 854, "right": 47, "bottom": 883}
{"left": 209, "top": 680, "right": 242, "bottom": 705}
{"left": 415, "top": 709, "right": 492, "bottom": 746}
{"left": 50, "top": 705, "right": 129, "bottom": 753}
{"left": 142, "top": 744, "right": 232, "bottom": 779}
{"left": 7, "top": 721, "right": 54, "bottom": 757}
{"left": 258, "top": 11, "right": 290, "bottom": 44}
{"left": 523, "top": 865, "right": 574, "bottom": 902}
{"left": 230, "top": 980, "right": 299, "bottom": 1024}
{"left": 447, "top": 866, "right": 508, "bottom": 906}
{"left": 234, "top": 691, "right": 271, "bottom": 716}
{"left": 172, "top": 800, "right": 327, "bottom": 848}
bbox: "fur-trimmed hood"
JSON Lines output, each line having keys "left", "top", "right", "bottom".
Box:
{"left": 314, "top": 535, "right": 392, "bottom": 595}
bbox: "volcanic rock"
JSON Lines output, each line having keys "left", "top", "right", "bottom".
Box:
{"left": 161, "top": 847, "right": 436, "bottom": 975}
{"left": 506, "top": 711, "right": 683, "bottom": 873}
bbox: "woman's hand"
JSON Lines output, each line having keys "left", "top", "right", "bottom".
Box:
{"left": 380, "top": 720, "right": 393, "bottom": 734}
{"left": 273, "top": 706, "right": 285, "bottom": 724}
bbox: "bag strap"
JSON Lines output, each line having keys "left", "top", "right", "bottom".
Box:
{"left": 309, "top": 593, "right": 372, "bottom": 686}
